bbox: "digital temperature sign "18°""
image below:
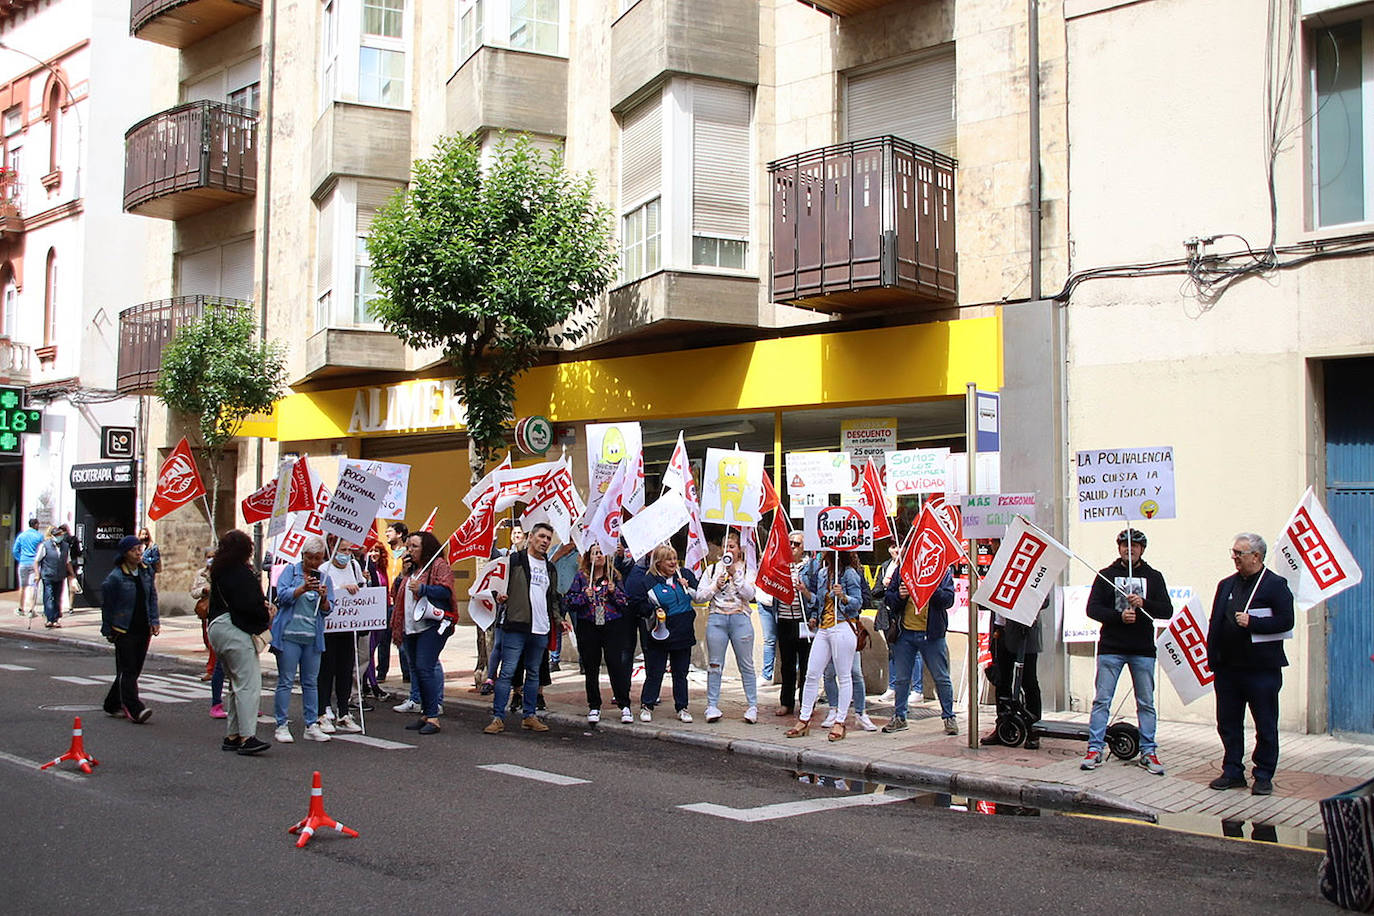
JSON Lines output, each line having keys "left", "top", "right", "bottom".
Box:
{"left": 0, "top": 386, "right": 43, "bottom": 454}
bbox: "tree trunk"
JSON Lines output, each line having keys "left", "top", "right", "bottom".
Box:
{"left": 468, "top": 437, "right": 485, "bottom": 486}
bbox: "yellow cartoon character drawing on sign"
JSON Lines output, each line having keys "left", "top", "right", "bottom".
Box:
{"left": 600, "top": 426, "right": 628, "bottom": 465}
{"left": 706, "top": 455, "right": 754, "bottom": 523}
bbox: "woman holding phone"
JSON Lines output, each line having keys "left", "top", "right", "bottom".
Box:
{"left": 271, "top": 535, "right": 335, "bottom": 744}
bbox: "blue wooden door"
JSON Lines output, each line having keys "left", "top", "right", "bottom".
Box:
{"left": 1325, "top": 357, "right": 1374, "bottom": 735}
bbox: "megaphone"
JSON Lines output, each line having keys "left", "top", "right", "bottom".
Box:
{"left": 651, "top": 609, "right": 669, "bottom": 641}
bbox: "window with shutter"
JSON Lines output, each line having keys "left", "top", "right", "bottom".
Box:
{"left": 177, "top": 248, "right": 222, "bottom": 297}
{"left": 316, "top": 192, "right": 336, "bottom": 330}
{"left": 354, "top": 182, "right": 398, "bottom": 325}
{"left": 845, "top": 48, "right": 956, "bottom": 156}
{"left": 691, "top": 82, "right": 751, "bottom": 270}
{"left": 620, "top": 91, "right": 664, "bottom": 282}
{"left": 220, "top": 239, "right": 255, "bottom": 301}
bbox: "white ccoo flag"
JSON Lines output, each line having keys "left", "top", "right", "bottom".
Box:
{"left": 1274, "top": 487, "right": 1363, "bottom": 612}
{"left": 972, "top": 516, "right": 1071, "bottom": 626}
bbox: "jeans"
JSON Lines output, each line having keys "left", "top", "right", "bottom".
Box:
{"left": 889, "top": 646, "right": 924, "bottom": 696}
{"left": 1214, "top": 667, "right": 1281, "bottom": 781}
{"left": 405, "top": 625, "right": 450, "bottom": 718}
{"left": 365, "top": 628, "right": 388, "bottom": 687}
{"left": 890, "top": 629, "right": 954, "bottom": 720}
{"left": 824, "top": 651, "right": 867, "bottom": 714}
{"left": 576, "top": 616, "right": 634, "bottom": 711}
{"left": 486, "top": 627, "right": 505, "bottom": 683}
{"left": 641, "top": 644, "right": 691, "bottom": 712}
{"left": 1087, "top": 653, "right": 1158, "bottom": 754}
{"left": 274, "top": 639, "right": 322, "bottom": 727}
{"left": 42, "top": 577, "right": 63, "bottom": 623}
{"left": 775, "top": 617, "right": 812, "bottom": 710}
{"left": 757, "top": 603, "right": 778, "bottom": 682}
{"left": 210, "top": 658, "right": 225, "bottom": 706}
{"left": 706, "top": 613, "right": 758, "bottom": 709}
{"left": 493, "top": 629, "right": 546, "bottom": 719}
{"left": 550, "top": 625, "right": 562, "bottom": 665}
{"left": 208, "top": 615, "right": 262, "bottom": 740}
{"left": 799, "top": 624, "right": 856, "bottom": 721}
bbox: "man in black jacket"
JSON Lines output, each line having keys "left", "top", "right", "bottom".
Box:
{"left": 1080, "top": 529, "right": 1173, "bottom": 775}
{"left": 1206, "top": 532, "right": 1295, "bottom": 796}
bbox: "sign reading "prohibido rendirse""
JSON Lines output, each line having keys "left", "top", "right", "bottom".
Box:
{"left": 803, "top": 505, "right": 875, "bottom": 552}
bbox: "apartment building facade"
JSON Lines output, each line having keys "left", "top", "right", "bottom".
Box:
{"left": 122, "top": 0, "right": 1373, "bottom": 733}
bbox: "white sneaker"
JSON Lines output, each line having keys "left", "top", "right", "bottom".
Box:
{"left": 704, "top": 706, "right": 723, "bottom": 723}
{"left": 821, "top": 709, "right": 838, "bottom": 728}
{"left": 587, "top": 709, "right": 600, "bottom": 724}
{"left": 335, "top": 714, "right": 362, "bottom": 733}
{"left": 274, "top": 725, "right": 294, "bottom": 744}
{"left": 393, "top": 699, "right": 421, "bottom": 713}
{"left": 303, "top": 723, "right": 332, "bottom": 742}
{"left": 317, "top": 716, "right": 337, "bottom": 734}
{"left": 878, "top": 689, "right": 896, "bottom": 704}
{"left": 677, "top": 709, "right": 693, "bottom": 723}
{"left": 640, "top": 706, "right": 653, "bottom": 722}
{"left": 912, "top": 691, "right": 925, "bottom": 703}
{"left": 435, "top": 703, "right": 444, "bottom": 716}
{"left": 323, "top": 707, "right": 336, "bottom": 723}
{"left": 744, "top": 706, "right": 758, "bottom": 724}
{"left": 621, "top": 707, "right": 633, "bottom": 724}
{"left": 857, "top": 713, "right": 878, "bottom": 732}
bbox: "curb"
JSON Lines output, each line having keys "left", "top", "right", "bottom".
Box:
{"left": 2, "top": 626, "right": 1158, "bottom": 821}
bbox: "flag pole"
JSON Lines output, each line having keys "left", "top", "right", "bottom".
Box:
{"left": 965, "top": 383, "right": 980, "bottom": 749}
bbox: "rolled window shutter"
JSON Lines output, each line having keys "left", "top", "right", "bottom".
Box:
{"left": 316, "top": 193, "right": 335, "bottom": 296}
{"left": 846, "top": 49, "right": 956, "bottom": 156}
{"left": 356, "top": 182, "right": 400, "bottom": 236}
{"left": 177, "top": 248, "right": 221, "bottom": 297}
{"left": 692, "top": 82, "right": 751, "bottom": 239}
{"left": 220, "top": 239, "right": 255, "bottom": 301}
{"left": 620, "top": 91, "right": 662, "bottom": 211}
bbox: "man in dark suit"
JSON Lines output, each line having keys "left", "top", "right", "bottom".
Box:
{"left": 1206, "top": 532, "right": 1295, "bottom": 796}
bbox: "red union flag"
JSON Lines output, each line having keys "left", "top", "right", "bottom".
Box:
{"left": 446, "top": 494, "right": 497, "bottom": 565}
{"left": 148, "top": 438, "right": 207, "bottom": 520}
{"left": 287, "top": 458, "right": 316, "bottom": 512}
{"left": 756, "top": 514, "right": 795, "bottom": 605}
{"left": 241, "top": 478, "right": 278, "bottom": 523}
{"left": 972, "top": 516, "right": 1070, "bottom": 626}
{"left": 1155, "top": 595, "right": 1213, "bottom": 704}
{"left": 926, "top": 494, "right": 963, "bottom": 543}
{"left": 899, "top": 502, "right": 964, "bottom": 609}
{"left": 1274, "top": 487, "right": 1363, "bottom": 612}
{"left": 858, "top": 459, "right": 892, "bottom": 541}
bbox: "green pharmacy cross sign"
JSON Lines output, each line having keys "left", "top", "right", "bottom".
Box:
{"left": 0, "top": 386, "right": 43, "bottom": 454}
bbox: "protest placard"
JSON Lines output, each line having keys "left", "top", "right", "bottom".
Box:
{"left": 621, "top": 490, "right": 691, "bottom": 560}
{"left": 803, "top": 505, "right": 874, "bottom": 552}
{"left": 886, "top": 448, "right": 950, "bottom": 502}
{"left": 840, "top": 418, "right": 896, "bottom": 491}
{"left": 323, "top": 587, "right": 387, "bottom": 633}
{"left": 959, "top": 493, "right": 1037, "bottom": 539}
{"left": 266, "top": 458, "right": 295, "bottom": 540}
{"left": 341, "top": 458, "right": 410, "bottom": 519}
{"left": 1074, "top": 447, "right": 1175, "bottom": 522}
{"left": 787, "top": 451, "right": 849, "bottom": 517}
{"left": 701, "top": 448, "right": 765, "bottom": 526}
{"left": 319, "top": 465, "right": 388, "bottom": 545}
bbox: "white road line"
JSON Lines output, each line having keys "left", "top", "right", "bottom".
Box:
{"left": 0, "top": 663, "right": 34, "bottom": 671}
{"left": 50, "top": 676, "right": 105, "bottom": 686}
{"left": 139, "top": 691, "right": 190, "bottom": 704}
{"left": 477, "top": 764, "right": 590, "bottom": 786}
{"left": 0, "top": 749, "right": 83, "bottom": 782}
{"left": 331, "top": 734, "right": 416, "bottom": 750}
{"left": 678, "top": 789, "right": 915, "bottom": 822}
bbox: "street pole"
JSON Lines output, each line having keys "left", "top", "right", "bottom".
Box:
{"left": 966, "top": 382, "right": 979, "bottom": 749}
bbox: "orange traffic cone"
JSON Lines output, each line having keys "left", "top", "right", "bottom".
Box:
{"left": 287, "top": 771, "right": 359, "bottom": 848}
{"left": 40, "top": 716, "right": 99, "bottom": 774}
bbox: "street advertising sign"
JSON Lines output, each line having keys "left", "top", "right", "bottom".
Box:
{"left": 840, "top": 418, "right": 896, "bottom": 492}
{"left": 323, "top": 587, "right": 388, "bottom": 633}
{"left": 803, "top": 504, "right": 874, "bottom": 552}
{"left": 1074, "top": 446, "right": 1176, "bottom": 522}
{"left": 786, "top": 451, "right": 849, "bottom": 518}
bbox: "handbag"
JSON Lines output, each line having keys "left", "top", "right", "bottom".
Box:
{"left": 194, "top": 595, "right": 210, "bottom": 620}
{"left": 847, "top": 617, "right": 870, "bottom": 652}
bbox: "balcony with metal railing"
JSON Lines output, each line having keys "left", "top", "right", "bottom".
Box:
{"left": 124, "top": 101, "right": 257, "bottom": 220}
{"left": 116, "top": 295, "right": 249, "bottom": 395}
{"left": 130, "top": 0, "right": 262, "bottom": 49}
{"left": 768, "top": 135, "right": 956, "bottom": 314}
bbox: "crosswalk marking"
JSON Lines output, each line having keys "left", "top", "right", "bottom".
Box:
{"left": 0, "top": 663, "right": 34, "bottom": 671}
{"left": 51, "top": 676, "right": 105, "bottom": 686}
{"left": 138, "top": 691, "right": 191, "bottom": 704}
{"left": 477, "top": 764, "right": 590, "bottom": 786}
{"left": 678, "top": 788, "right": 914, "bottom": 822}
{"left": 331, "top": 734, "right": 415, "bottom": 750}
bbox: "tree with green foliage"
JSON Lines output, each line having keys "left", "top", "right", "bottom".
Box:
{"left": 155, "top": 305, "right": 287, "bottom": 529}
{"left": 366, "top": 133, "right": 618, "bottom": 478}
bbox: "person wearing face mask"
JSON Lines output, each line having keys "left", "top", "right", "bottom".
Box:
{"left": 317, "top": 538, "right": 366, "bottom": 734}
{"left": 271, "top": 535, "right": 336, "bottom": 744}
{"left": 32, "top": 525, "right": 75, "bottom": 628}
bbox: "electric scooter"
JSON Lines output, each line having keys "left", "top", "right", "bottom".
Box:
{"left": 992, "top": 643, "right": 1141, "bottom": 761}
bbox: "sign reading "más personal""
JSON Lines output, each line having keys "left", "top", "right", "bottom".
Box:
{"left": 348, "top": 380, "right": 468, "bottom": 434}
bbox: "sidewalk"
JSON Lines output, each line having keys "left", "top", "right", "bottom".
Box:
{"left": 5, "top": 602, "right": 1364, "bottom": 841}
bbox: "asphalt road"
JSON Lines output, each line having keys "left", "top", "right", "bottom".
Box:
{"left": 0, "top": 636, "right": 1329, "bottom": 915}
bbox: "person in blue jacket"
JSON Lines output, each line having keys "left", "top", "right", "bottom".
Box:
{"left": 272, "top": 535, "right": 335, "bottom": 744}
{"left": 787, "top": 551, "right": 865, "bottom": 742}
{"left": 638, "top": 544, "right": 699, "bottom": 723}
{"left": 100, "top": 535, "right": 160, "bottom": 723}
{"left": 882, "top": 562, "right": 958, "bottom": 735}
